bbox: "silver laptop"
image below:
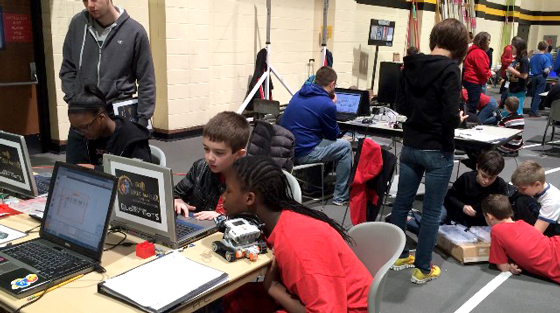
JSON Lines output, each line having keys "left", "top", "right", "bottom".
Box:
{"left": 0, "top": 130, "right": 52, "bottom": 199}
{"left": 103, "top": 154, "right": 218, "bottom": 249}
{"left": 0, "top": 162, "right": 117, "bottom": 298}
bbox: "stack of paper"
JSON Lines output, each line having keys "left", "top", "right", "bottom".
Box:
{"left": 98, "top": 251, "right": 228, "bottom": 313}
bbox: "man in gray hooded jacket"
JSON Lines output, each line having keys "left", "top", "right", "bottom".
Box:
{"left": 60, "top": 0, "right": 155, "bottom": 162}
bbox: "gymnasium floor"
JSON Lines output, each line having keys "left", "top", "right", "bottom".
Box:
{"left": 29, "top": 86, "right": 560, "bottom": 312}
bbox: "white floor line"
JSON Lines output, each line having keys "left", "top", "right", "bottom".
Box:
{"left": 522, "top": 143, "right": 542, "bottom": 149}
{"left": 545, "top": 167, "right": 560, "bottom": 175}
{"left": 454, "top": 272, "right": 512, "bottom": 313}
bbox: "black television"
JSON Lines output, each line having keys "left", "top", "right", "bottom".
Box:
{"left": 368, "top": 19, "right": 395, "bottom": 47}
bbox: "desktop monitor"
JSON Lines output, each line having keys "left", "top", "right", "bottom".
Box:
{"left": 368, "top": 19, "right": 396, "bottom": 47}
{"left": 335, "top": 88, "right": 371, "bottom": 116}
{"left": 0, "top": 131, "right": 37, "bottom": 198}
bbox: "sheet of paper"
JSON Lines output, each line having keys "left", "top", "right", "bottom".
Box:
{"left": 0, "top": 224, "right": 27, "bottom": 246}
{"left": 8, "top": 196, "right": 46, "bottom": 218}
{"left": 454, "top": 129, "right": 507, "bottom": 143}
{"left": 102, "top": 251, "right": 228, "bottom": 310}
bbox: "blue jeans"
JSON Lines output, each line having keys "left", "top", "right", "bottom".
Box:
{"left": 530, "top": 74, "right": 546, "bottom": 114}
{"left": 296, "top": 139, "right": 351, "bottom": 202}
{"left": 391, "top": 146, "right": 453, "bottom": 273}
{"left": 478, "top": 97, "right": 498, "bottom": 125}
{"left": 463, "top": 80, "right": 483, "bottom": 118}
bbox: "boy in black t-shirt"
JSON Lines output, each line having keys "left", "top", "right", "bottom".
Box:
{"left": 444, "top": 150, "right": 509, "bottom": 226}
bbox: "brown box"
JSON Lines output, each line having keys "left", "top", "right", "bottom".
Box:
{"left": 437, "top": 234, "right": 490, "bottom": 264}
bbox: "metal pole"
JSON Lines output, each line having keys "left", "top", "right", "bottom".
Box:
{"left": 371, "top": 45, "right": 380, "bottom": 90}
{"left": 321, "top": 0, "right": 329, "bottom": 66}
{"left": 265, "top": 0, "right": 271, "bottom": 99}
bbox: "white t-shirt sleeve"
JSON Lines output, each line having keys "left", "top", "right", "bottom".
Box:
{"left": 538, "top": 184, "right": 560, "bottom": 224}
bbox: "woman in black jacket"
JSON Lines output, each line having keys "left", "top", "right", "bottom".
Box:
{"left": 390, "top": 19, "right": 469, "bottom": 284}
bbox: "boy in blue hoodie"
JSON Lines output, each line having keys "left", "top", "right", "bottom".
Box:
{"left": 281, "top": 66, "right": 351, "bottom": 205}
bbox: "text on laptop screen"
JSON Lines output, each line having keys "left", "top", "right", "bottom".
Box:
{"left": 43, "top": 166, "right": 114, "bottom": 251}
{"left": 108, "top": 161, "right": 169, "bottom": 233}
{"left": 0, "top": 137, "right": 31, "bottom": 193}
{"left": 335, "top": 92, "right": 362, "bottom": 114}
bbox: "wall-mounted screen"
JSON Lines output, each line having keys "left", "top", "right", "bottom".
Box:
{"left": 368, "top": 19, "right": 395, "bottom": 47}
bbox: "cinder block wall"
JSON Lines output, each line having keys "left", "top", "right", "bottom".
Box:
{"left": 40, "top": 0, "right": 560, "bottom": 143}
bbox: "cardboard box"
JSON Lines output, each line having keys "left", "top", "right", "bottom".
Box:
{"left": 437, "top": 234, "right": 490, "bottom": 264}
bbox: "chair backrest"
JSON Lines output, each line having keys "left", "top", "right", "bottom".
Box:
{"left": 550, "top": 100, "right": 560, "bottom": 122}
{"left": 149, "top": 145, "right": 166, "bottom": 166}
{"left": 283, "top": 170, "right": 302, "bottom": 203}
{"left": 349, "top": 222, "right": 406, "bottom": 313}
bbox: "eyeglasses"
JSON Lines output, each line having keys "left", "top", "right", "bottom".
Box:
{"left": 71, "top": 113, "right": 100, "bottom": 134}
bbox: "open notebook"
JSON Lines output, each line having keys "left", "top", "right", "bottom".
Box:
{"left": 98, "top": 251, "right": 228, "bottom": 313}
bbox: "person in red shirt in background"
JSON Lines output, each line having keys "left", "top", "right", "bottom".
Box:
{"left": 222, "top": 156, "right": 372, "bottom": 313}
{"left": 483, "top": 194, "right": 560, "bottom": 284}
{"left": 463, "top": 32, "right": 494, "bottom": 122}
{"left": 461, "top": 88, "right": 498, "bottom": 125}
{"left": 499, "top": 37, "right": 520, "bottom": 105}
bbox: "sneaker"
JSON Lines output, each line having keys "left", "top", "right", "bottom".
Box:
{"left": 332, "top": 200, "right": 348, "bottom": 206}
{"left": 390, "top": 255, "right": 415, "bottom": 271}
{"left": 411, "top": 265, "right": 441, "bottom": 284}
{"left": 529, "top": 113, "right": 542, "bottom": 118}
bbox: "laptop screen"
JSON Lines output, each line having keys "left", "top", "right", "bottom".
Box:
{"left": 103, "top": 154, "right": 173, "bottom": 240}
{"left": 335, "top": 92, "right": 362, "bottom": 114}
{"left": 42, "top": 164, "right": 115, "bottom": 252}
{"left": 0, "top": 131, "right": 35, "bottom": 197}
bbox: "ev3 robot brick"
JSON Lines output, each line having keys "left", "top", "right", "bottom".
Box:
{"left": 212, "top": 217, "right": 268, "bottom": 262}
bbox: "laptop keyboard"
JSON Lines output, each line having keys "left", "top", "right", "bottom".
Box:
{"left": 176, "top": 223, "right": 197, "bottom": 238}
{"left": 34, "top": 176, "right": 51, "bottom": 195}
{"left": 3, "top": 242, "right": 91, "bottom": 279}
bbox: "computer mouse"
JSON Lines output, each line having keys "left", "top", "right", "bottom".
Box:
{"left": 362, "top": 118, "right": 373, "bottom": 124}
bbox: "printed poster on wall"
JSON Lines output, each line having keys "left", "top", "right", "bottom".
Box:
{"left": 3, "top": 13, "right": 32, "bottom": 43}
{"left": 115, "top": 169, "right": 162, "bottom": 224}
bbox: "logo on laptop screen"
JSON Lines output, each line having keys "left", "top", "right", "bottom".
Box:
{"left": 11, "top": 274, "right": 38, "bottom": 290}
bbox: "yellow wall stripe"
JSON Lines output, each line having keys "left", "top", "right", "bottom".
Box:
{"left": 474, "top": 3, "right": 560, "bottom": 22}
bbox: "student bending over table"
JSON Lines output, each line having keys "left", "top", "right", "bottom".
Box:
{"left": 222, "top": 156, "right": 371, "bottom": 313}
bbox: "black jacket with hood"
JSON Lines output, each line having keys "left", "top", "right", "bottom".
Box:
{"left": 396, "top": 54, "right": 461, "bottom": 152}
{"left": 60, "top": 8, "right": 155, "bottom": 127}
{"left": 66, "top": 116, "right": 151, "bottom": 168}
{"left": 173, "top": 159, "right": 224, "bottom": 213}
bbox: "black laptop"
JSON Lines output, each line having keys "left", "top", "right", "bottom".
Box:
{"left": 0, "top": 162, "right": 117, "bottom": 298}
{"left": 335, "top": 89, "right": 363, "bottom": 121}
{"left": 103, "top": 154, "right": 217, "bottom": 249}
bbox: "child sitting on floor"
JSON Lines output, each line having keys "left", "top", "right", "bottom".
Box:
{"left": 444, "top": 150, "right": 509, "bottom": 226}
{"left": 497, "top": 96, "right": 524, "bottom": 157}
{"left": 483, "top": 194, "right": 560, "bottom": 284}
{"left": 511, "top": 160, "right": 560, "bottom": 236}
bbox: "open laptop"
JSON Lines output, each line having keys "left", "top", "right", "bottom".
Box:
{"left": 0, "top": 162, "right": 117, "bottom": 298}
{"left": 103, "top": 154, "right": 218, "bottom": 249}
{"left": 334, "top": 88, "right": 363, "bottom": 121}
{"left": 0, "top": 130, "right": 52, "bottom": 199}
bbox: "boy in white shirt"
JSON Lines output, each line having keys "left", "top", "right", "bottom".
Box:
{"left": 511, "top": 160, "right": 560, "bottom": 236}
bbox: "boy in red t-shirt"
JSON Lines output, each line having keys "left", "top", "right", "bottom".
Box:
{"left": 482, "top": 194, "right": 560, "bottom": 284}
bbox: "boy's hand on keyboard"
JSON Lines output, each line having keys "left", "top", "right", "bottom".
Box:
{"left": 193, "top": 211, "right": 221, "bottom": 220}
{"left": 174, "top": 199, "right": 196, "bottom": 216}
